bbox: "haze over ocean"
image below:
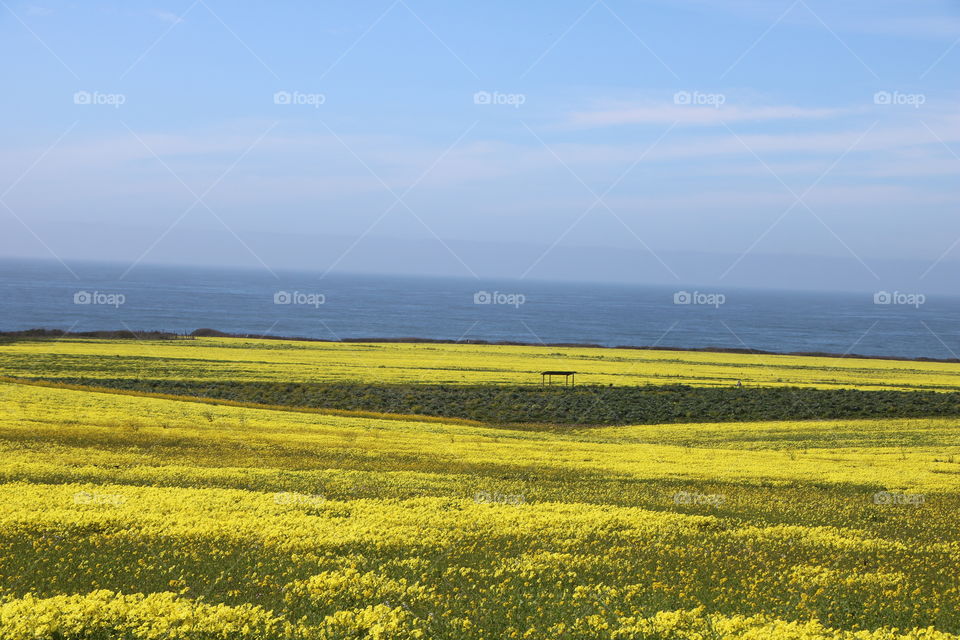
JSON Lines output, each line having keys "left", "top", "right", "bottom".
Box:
{"left": 3, "top": 258, "right": 957, "bottom": 360}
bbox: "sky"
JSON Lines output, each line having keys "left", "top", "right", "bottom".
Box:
{"left": 1, "top": 0, "right": 959, "bottom": 292}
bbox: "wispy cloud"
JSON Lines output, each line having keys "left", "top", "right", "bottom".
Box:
{"left": 860, "top": 16, "right": 960, "bottom": 39}
{"left": 2, "top": 110, "right": 957, "bottom": 213}
{"left": 661, "top": 0, "right": 960, "bottom": 39}
{"left": 25, "top": 5, "right": 54, "bottom": 17}
{"left": 150, "top": 9, "right": 184, "bottom": 25}
{"left": 566, "top": 101, "right": 857, "bottom": 128}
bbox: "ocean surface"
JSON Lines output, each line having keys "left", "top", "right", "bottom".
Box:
{"left": 1, "top": 258, "right": 958, "bottom": 360}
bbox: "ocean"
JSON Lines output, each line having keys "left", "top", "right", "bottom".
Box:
{"left": 1, "top": 258, "right": 957, "bottom": 360}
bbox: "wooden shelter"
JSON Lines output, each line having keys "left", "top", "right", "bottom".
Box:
{"left": 541, "top": 371, "right": 576, "bottom": 386}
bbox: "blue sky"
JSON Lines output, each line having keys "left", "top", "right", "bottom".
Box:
{"left": 1, "top": 0, "right": 959, "bottom": 291}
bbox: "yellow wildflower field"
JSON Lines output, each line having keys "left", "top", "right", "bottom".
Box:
{"left": 2, "top": 336, "right": 960, "bottom": 390}
{"left": 1, "top": 339, "right": 959, "bottom": 638}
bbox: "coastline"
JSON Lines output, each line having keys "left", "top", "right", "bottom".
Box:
{"left": 3, "top": 327, "right": 959, "bottom": 365}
